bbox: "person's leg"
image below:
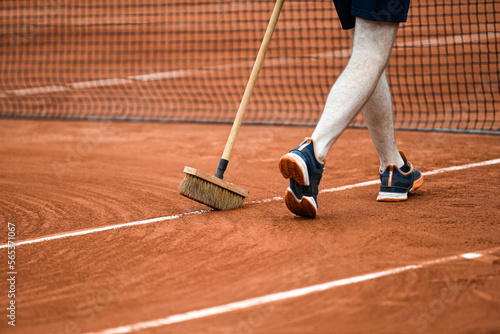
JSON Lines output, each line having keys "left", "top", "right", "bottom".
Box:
{"left": 279, "top": 16, "right": 422, "bottom": 217}
{"left": 364, "top": 67, "right": 423, "bottom": 202}
{"left": 311, "top": 17, "right": 399, "bottom": 162}
{"left": 279, "top": 18, "right": 400, "bottom": 218}
{"left": 362, "top": 70, "right": 404, "bottom": 171}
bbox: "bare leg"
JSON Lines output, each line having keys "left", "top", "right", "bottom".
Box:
{"left": 311, "top": 18, "right": 399, "bottom": 162}
{"left": 362, "top": 71, "right": 404, "bottom": 171}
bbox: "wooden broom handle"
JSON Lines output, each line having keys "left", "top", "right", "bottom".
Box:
{"left": 221, "top": 0, "right": 285, "bottom": 161}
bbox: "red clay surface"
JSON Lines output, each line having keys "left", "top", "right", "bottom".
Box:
{"left": 0, "top": 120, "right": 499, "bottom": 334}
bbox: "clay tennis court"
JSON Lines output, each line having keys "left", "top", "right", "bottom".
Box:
{"left": 0, "top": 121, "right": 499, "bottom": 334}
{"left": 1, "top": 0, "right": 499, "bottom": 333}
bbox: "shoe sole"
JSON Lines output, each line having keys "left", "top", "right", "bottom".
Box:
{"left": 376, "top": 192, "right": 407, "bottom": 202}
{"left": 377, "top": 174, "right": 424, "bottom": 202}
{"left": 284, "top": 187, "right": 317, "bottom": 218}
{"left": 279, "top": 153, "right": 309, "bottom": 186}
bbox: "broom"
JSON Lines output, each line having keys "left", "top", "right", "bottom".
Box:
{"left": 179, "top": 0, "right": 285, "bottom": 210}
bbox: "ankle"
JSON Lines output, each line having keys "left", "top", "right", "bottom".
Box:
{"left": 309, "top": 138, "right": 328, "bottom": 162}
{"left": 380, "top": 156, "right": 405, "bottom": 172}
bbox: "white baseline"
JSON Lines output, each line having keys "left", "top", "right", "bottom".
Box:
{"left": 0, "top": 158, "right": 498, "bottom": 250}
{"left": 83, "top": 246, "right": 500, "bottom": 334}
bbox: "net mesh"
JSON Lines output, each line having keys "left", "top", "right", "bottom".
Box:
{"left": 1, "top": 0, "right": 499, "bottom": 133}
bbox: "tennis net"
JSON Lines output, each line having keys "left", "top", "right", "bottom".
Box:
{"left": 0, "top": 0, "right": 498, "bottom": 134}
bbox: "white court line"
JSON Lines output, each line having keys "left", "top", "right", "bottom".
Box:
{"left": 422, "top": 159, "right": 500, "bottom": 176}
{"left": 461, "top": 253, "right": 483, "bottom": 259}
{"left": 69, "top": 78, "right": 134, "bottom": 89}
{"left": 0, "top": 158, "right": 498, "bottom": 250}
{"left": 83, "top": 246, "right": 500, "bottom": 334}
{"left": 399, "top": 31, "right": 500, "bottom": 48}
{"left": 0, "top": 210, "right": 212, "bottom": 249}
{"left": 130, "top": 69, "right": 202, "bottom": 81}
{"left": 8, "top": 85, "right": 68, "bottom": 96}
{"left": 1, "top": 32, "right": 497, "bottom": 98}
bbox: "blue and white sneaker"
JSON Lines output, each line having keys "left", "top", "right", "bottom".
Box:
{"left": 377, "top": 151, "right": 423, "bottom": 202}
{"left": 279, "top": 138, "right": 325, "bottom": 218}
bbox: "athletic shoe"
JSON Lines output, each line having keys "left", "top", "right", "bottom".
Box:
{"left": 279, "top": 138, "right": 325, "bottom": 218}
{"left": 377, "top": 151, "right": 423, "bottom": 202}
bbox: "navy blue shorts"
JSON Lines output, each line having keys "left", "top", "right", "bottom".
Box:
{"left": 332, "top": 0, "right": 411, "bottom": 30}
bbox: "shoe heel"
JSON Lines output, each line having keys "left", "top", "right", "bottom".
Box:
{"left": 279, "top": 154, "right": 309, "bottom": 186}
{"left": 284, "top": 188, "right": 317, "bottom": 218}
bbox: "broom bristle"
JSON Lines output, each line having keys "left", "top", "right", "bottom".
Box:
{"left": 179, "top": 174, "right": 245, "bottom": 210}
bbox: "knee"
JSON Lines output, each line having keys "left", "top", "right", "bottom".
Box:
{"left": 346, "top": 50, "right": 388, "bottom": 77}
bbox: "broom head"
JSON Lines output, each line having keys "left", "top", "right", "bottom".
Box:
{"left": 179, "top": 166, "right": 249, "bottom": 210}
